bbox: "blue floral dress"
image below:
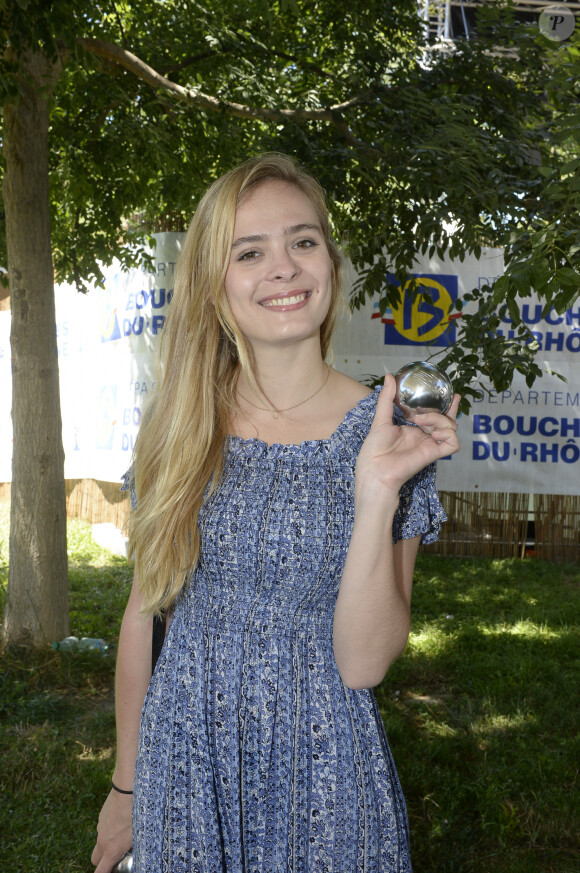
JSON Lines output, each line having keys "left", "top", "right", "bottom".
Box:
{"left": 125, "top": 388, "right": 446, "bottom": 872}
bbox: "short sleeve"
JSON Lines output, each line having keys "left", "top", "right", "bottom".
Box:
{"left": 347, "top": 391, "right": 447, "bottom": 546}
{"left": 392, "top": 461, "right": 447, "bottom": 546}
{"left": 393, "top": 407, "right": 447, "bottom": 545}
{"left": 121, "top": 466, "right": 138, "bottom": 511}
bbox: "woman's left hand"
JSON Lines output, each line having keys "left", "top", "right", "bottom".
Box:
{"left": 355, "top": 374, "right": 461, "bottom": 504}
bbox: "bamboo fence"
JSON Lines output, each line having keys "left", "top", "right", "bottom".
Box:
{"left": 65, "top": 478, "right": 131, "bottom": 532}
{"left": 423, "top": 491, "right": 579, "bottom": 561}
{"left": 1, "top": 481, "right": 578, "bottom": 561}
{"left": 422, "top": 491, "right": 529, "bottom": 559}
{"left": 532, "top": 494, "right": 580, "bottom": 562}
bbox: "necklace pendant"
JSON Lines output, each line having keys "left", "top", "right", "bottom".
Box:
{"left": 272, "top": 411, "right": 280, "bottom": 419}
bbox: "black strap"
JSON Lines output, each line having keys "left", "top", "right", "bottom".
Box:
{"left": 152, "top": 613, "right": 166, "bottom": 672}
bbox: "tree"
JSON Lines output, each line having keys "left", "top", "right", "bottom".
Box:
{"left": 2, "top": 41, "right": 68, "bottom": 648}
{"left": 1, "top": 0, "right": 576, "bottom": 646}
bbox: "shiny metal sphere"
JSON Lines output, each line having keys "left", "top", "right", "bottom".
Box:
{"left": 394, "top": 361, "right": 453, "bottom": 420}
{"left": 112, "top": 851, "right": 134, "bottom": 872}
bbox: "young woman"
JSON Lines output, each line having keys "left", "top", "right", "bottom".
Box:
{"left": 92, "top": 153, "right": 460, "bottom": 873}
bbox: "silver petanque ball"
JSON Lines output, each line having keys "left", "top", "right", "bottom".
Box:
{"left": 112, "top": 851, "right": 134, "bottom": 873}
{"left": 394, "top": 361, "right": 453, "bottom": 420}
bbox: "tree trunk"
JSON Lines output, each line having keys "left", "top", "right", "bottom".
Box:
{"left": 2, "top": 50, "right": 68, "bottom": 648}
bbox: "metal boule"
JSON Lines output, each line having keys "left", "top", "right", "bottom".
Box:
{"left": 112, "top": 851, "right": 134, "bottom": 872}
{"left": 393, "top": 361, "right": 453, "bottom": 420}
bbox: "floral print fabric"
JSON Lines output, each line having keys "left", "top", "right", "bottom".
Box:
{"left": 125, "top": 388, "right": 446, "bottom": 872}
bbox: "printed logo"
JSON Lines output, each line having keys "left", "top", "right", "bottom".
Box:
{"left": 373, "top": 274, "right": 460, "bottom": 347}
{"left": 100, "top": 303, "right": 122, "bottom": 343}
{"left": 100, "top": 274, "right": 124, "bottom": 343}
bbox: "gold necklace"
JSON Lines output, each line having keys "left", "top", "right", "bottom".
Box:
{"left": 237, "top": 365, "right": 331, "bottom": 419}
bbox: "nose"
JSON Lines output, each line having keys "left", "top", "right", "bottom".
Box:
{"left": 269, "top": 245, "right": 300, "bottom": 281}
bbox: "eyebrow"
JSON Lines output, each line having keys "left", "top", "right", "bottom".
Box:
{"left": 231, "top": 223, "right": 321, "bottom": 249}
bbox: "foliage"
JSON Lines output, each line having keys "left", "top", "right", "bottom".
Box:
{"left": 1, "top": 518, "right": 578, "bottom": 872}
{"left": 493, "top": 33, "right": 580, "bottom": 315}
{"left": 438, "top": 31, "right": 580, "bottom": 407}
{"left": 1, "top": 1, "right": 578, "bottom": 401}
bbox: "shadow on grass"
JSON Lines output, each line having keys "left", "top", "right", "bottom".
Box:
{"left": 0, "top": 648, "right": 117, "bottom": 873}
{"left": 374, "top": 557, "right": 580, "bottom": 873}
{"left": 1, "top": 554, "right": 578, "bottom": 873}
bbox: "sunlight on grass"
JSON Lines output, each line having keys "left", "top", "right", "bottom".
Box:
{"left": 75, "top": 741, "right": 114, "bottom": 762}
{"left": 0, "top": 503, "right": 125, "bottom": 569}
{"left": 412, "top": 713, "right": 458, "bottom": 740}
{"left": 470, "top": 710, "right": 537, "bottom": 737}
{"left": 67, "top": 518, "right": 126, "bottom": 566}
{"left": 406, "top": 626, "right": 453, "bottom": 654}
{"left": 478, "top": 620, "right": 565, "bottom": 640}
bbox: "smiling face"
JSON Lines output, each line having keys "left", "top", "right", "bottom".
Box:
{"left": 224, "top": 179, "right": 333, "bottom": 353}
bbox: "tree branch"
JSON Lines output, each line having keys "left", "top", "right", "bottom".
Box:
{"left": 76, "top": 37, "right": 385, "bottom": 156}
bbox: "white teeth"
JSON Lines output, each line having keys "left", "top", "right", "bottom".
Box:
{"left": 262, "top": 292, "right": 308, "bottom": 307}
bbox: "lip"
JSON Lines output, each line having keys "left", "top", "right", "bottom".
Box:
{"left": 258, "top": 289, "right": 312, "bottom": 310}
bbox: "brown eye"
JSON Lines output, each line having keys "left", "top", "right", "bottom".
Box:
{"left": 294, "top": 239, "right": 318, "bottom": 249}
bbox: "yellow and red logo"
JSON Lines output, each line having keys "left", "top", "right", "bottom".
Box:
{"left": 373, "top": 274, "right": 461, "bottom": 347}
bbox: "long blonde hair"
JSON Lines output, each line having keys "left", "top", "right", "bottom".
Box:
{"left": 130, "top": 153, "right": 345, "bottom": 615}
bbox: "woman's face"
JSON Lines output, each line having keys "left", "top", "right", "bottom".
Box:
{"left": 224, "top": 179, "right": 333, "bottom": 353}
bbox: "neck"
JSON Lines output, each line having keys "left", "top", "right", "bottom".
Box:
{"left": 236, "top": 341, "right": 328, "bottom": 412}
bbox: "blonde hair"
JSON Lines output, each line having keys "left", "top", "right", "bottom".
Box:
{"left": 130, "top": 153, "right": 345, "bottom": 615}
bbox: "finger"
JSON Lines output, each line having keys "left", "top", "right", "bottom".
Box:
{"left": 413, "top": 398, "right": 461, "bottom": 431}
{"left": 371, "top": 375, "right": 395, "bottom": 426}
{"left": 429, "top": 417, "right": 461, "bottom": 450}
{"left": 446, "top": 393, "right": 461, "bottom": 421}
{"left": 94, "top": 849, "right": 128, "bottom": 873}
{"left": 93, "top": 854, "right": 110, "bottom": 873}
{"left": 430, "top": 426, "right": 460, "bottom": 447}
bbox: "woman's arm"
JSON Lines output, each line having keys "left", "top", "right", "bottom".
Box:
{"left": 92, "top": 572, "right": 152, "bottom": 873}
{"left": 333, "top": 497, "right": 420, "bottom": 689}
{"left": 333, "top": 375, "right": 460, "bottom": 689}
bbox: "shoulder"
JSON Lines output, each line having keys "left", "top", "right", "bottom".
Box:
{"left": 330, "top": 369, "right": 372, "bottom": 418}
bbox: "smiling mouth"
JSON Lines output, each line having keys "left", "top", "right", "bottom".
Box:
{"left": 260, "top": 291, "right": 311, "bottom": 308}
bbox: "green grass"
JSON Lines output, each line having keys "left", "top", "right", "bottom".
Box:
{"left": 377, "top": 557, "right": 580, "bottom": 873}
{"left": 1, "top": 503, "right": 579, "bottom": 872}
{"left": 0, "top": 505, "right": 132, "bottom": 873}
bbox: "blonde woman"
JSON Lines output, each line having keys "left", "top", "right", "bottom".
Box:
{"left": 92, "top": 153, "right": 460, "bottom": 873}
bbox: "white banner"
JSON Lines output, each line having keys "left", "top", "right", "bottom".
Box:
{"left": 332, "top": 248, "right": 580, "bottom": 494}
{"left": 0, "top": 233, "right": 183, "bottom": 483}
{"left": 1, "top": 240, "right": 578, "bottom": 493}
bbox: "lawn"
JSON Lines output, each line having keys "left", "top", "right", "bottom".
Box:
{"left": 1, "top": 505, "right": 579, "bottom": 872}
